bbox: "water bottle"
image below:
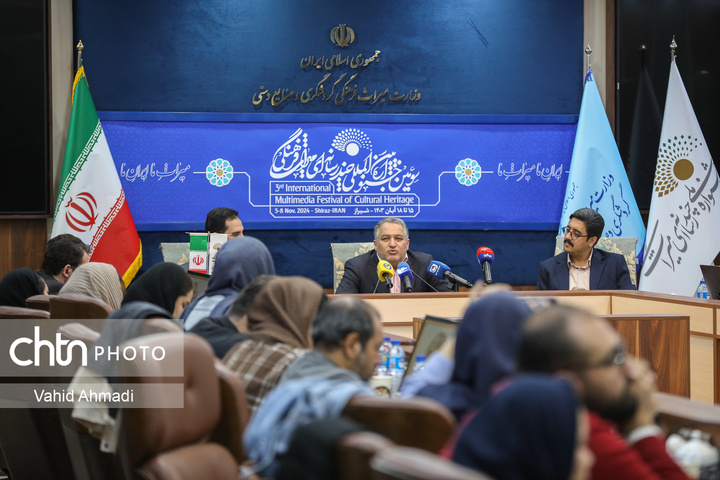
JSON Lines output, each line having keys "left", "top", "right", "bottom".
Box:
{"left": 388, "top": 341, "right": 406, "bottom": 395}
{"left": 696, "top": 280, "right": 709, "bottom": 299}
{"left": 376, "top": 337, "right": 392, "bottom": 375}
{"left": 412, "top": 355, "right": 426, "bottom": 374}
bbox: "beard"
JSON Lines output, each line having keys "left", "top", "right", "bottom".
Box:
{"left": 587, "top": 383, "right": 639, "bottom": 424}
{"left": 353, "top": 351, "right": 372, "bottom": 381}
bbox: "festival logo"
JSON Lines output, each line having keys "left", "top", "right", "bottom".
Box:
{"left": 206, "top": 158, "right": 234, "bottom": 187}
{"left": 654, "top": 135, "right": 701, "bottom": 197}
{"left": 455, "top": 158, "right": 482, "bottom": 186}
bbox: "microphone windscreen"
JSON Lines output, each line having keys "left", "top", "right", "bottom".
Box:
{"left": 427, "top": 260, "right": 450, "bottom": 278}
{"left": 397, "top": 261, "right": 414, "bottom": 280}
{"left": 477, "top": 246, "right": 495, "bottom": 264}
{"left": 377, "top": 260, "right": 394, "bottom": 281}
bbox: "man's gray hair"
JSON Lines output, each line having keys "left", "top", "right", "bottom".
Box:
{"left": 373, "top": 217, "right": 409, "bottom": 241}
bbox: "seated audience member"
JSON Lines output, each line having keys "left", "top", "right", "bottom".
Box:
{"left": 58, "top": 262, "right": 124, "bottom": 310}
{"left": 35, "top": 233, "right": 90, "bottom": 295}
{"left": 281, "top": 296, "right": 384, "bottom": 383}
{"left": 518, "top": 304, "right": 689, "bottom": 480}
{"left": 205, "top": 206, "right": 244, "bottom": 238}
{"left": 36, "top": 234, "right": 90, "bottom": 294}
{"left": 453, "top": 374, "right": 594, "bottom": 480}
{"left": 406, "top": 291, "right": 532, "bottom": 420}
{"left": 335, "top": 217, "right": 451, "bottom": 294}
{"left": 68, "top": 301, "right": 177, "bottom": 453}
{"left": 181, "top": 236, "right": 275, "bottom": 329}
{"left": 223, "top": 276, "right": 325, "bottom": 413}
{"left": 243, "top": 296, "right": 383, "bottom": 478}
{"left": 189, "top": 274, "right": 274, "bottom": 358}
{"left": 537, "top": 208, "right": 635, "bottom": 291}
{"left": 122, "top": 262, "right": 193, "bottom": 318}
{"left": 0, "top": 268, "right": 47, "bottom": 307}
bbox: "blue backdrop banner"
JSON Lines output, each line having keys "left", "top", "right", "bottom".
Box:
{"left": 104, "top": 116, "right": 575, "bottom": 230}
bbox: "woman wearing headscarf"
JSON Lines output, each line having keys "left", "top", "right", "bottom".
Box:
{"left": 452, "top": 374, "right": 594, "bottom": 480}
{"left": 223, "top": 276, "right": 326, "bottom": 413}
{"left": 122, "top": 262, "right": 193, "bottom": 318}
{"left": 68, "top": 300, "right": 178, "bottom": 453}
{"left": 0, "top": 268, "right": 46, "bottom": 307}
{"left": 413, "top": 291, "right": 533, "bottom": 420}
{"left": 181, "top": 236, "right": 275, "bottom": 329}
{"left": 59, "top": 262, "right": 124, "bottom": 310}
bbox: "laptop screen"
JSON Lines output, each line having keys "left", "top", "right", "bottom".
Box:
{"left": 403, "top": 316, "right": 459, "bottom": 381}
{"left": 700, "top": 265, "right": 720, "bottom": 300}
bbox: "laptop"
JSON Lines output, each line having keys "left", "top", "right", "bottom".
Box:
{"left": 187, "top": 271, "right": 210, "bottom": 300}
{"left": 403, "top": 315, "right": 459, "bottom": 381}
{"left": 700, "top": 265, "right": 720, "bottom": 300}
{"left": 401, "top": 297, "right": 558, "bottom": 380}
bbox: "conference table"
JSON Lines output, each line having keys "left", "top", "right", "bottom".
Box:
{"left": 330, "top": 290, "right": 720, "bottom": 404}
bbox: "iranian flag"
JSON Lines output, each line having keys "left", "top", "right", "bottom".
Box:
{"left": 51, "top": 66, "right": 142, "bottom": 285}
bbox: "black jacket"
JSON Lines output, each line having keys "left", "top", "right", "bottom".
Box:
{"left": 335, "top": 249, "right": 451, "bottom": 294}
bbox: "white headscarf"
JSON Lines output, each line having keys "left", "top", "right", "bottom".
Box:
{"left": 60, "top": 262, "right": 124, "bottom": 310}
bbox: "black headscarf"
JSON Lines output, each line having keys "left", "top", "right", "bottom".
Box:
{"left": 418, "top": 291, "right": 532, "bottom": 420}
{"left": 453, "top": 374, "right": 580, "bottom": 480}
{"left": 0, "top": 268, "right": 43, "bottom": 307}
{"left": 122, "top": 262, "right": 192, "bottom": 315}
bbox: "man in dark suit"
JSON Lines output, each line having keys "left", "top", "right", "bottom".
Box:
{"left": 205, "top": 207, "right": 244, "bottom": 238}
{"left": 537, "top": 208, "right": 635, "bottom": 291}
{"left": 36, "top": 234, "right": 90, "bottom": 294}
{"left": 335, "top": 218, "right": 451, "bottom": 294}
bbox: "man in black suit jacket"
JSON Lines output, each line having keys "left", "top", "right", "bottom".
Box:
{"left": 335, "top": 218, "right": 451, "bottom": 294}
{"left": 537, "top": 208, "right": 635, "bottom": 291}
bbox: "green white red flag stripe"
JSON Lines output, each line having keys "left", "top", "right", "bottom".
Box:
{"left": 51, "top": 66, "right": 142, "bottom": 285}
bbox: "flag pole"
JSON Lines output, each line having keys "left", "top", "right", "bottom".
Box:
{"left": 585, "top": 44, "right": 592, "bottom": 75}
{"left": 670, "top": 35, "right": 677, "bottom": 61}
{"left": 76, "top": 40, "right": 84, "bottom": 72}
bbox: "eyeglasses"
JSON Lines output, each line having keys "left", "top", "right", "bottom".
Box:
{"left": 561, "top": 226, "right": 590, "bottom": 240}
{"left": 578, "top": 342, "right": 626, "bottom": 370}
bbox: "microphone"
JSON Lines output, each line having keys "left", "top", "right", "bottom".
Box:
{"left": 409, "top": 268, "right": 440, "bottom": 292}
{"left": 397, "top": 261, "right": 414, "bottom": 292}
{"left": 477, "top": 246, "right": 494, "bottom": 285}
{"left": 377, "top": 260, "right": 394, "bottom": 291}
{"left": 427, "top": 261, "right": 473, "bottom": 289}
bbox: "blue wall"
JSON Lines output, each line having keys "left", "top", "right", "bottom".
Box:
{"left": 74, "top": 0, "right": 583, "bottom": 115}
{"left": 73, "top": 0, "right": 584, "bottom": 286}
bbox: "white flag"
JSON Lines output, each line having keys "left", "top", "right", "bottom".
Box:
{"left": 640, "top": 57, "right": 720, "bottom": 296}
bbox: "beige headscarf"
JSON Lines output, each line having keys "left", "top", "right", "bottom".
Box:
{"left": 59, "top": 262, "right": 124, "bottom": 310}
{"left": 247, "top": 276, "right": 325, "bottom": 348}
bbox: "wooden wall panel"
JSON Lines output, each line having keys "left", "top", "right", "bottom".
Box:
{"left": 0, "top": 219, "right": 48, "bottom": 277}
{"left": 638, "top": 317, "right": 689, "bottom": 397}
{"left": 612, "top": 296, "right": 715, "bottom": 334}
{"left": 600, "top": 314, "right": 690, "bottom": 397}
{"left": 691, "top": 335, "right": 714, "bottom": 404}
